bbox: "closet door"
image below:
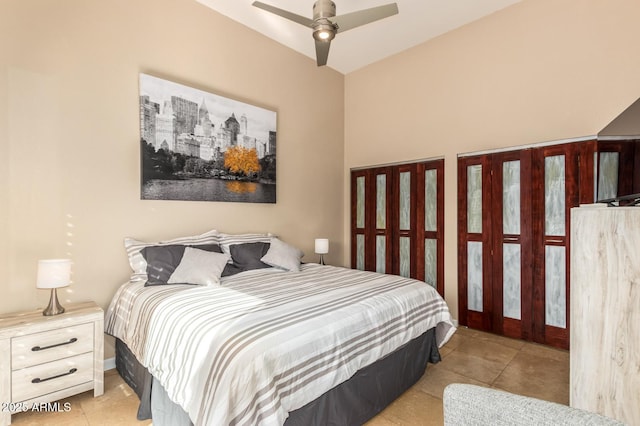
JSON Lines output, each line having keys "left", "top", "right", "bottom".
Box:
{"left": 351, "top": 169, "right": 371, "bottom": 271}
{"left": 393, "top": 164, "right": 417, "bottom": 278}
{"left": 490, "top": 151, "right": 533, "bottom": 341}
{"left": 531, "top": 144, "right": 580, "bottom": 349}
{"left": 351, "top": 160, "right": 445, "bottom": 296}
{"left": 351, "top": 167, "right": 395, "bottom": 273}
{"left": 595, "top": 140, "right": 639, "bottom": 201}
{"left": 373, "top": 167, "right": 394, "bottom": 274}
{"left": 457, "top": 155, "right": 493, "bottom": 332}
{"left": 417, "top": 160, "right": 445, "bottom": 295}
{"left": 458, "top": 142, "right": 593, "bottom": 349}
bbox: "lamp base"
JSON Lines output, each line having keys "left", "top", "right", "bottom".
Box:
{"left": 43, "top": 288, "right": 65, "bottom": 316}
{"left": 319, "top": 254, "right": 325, "bottom": 265}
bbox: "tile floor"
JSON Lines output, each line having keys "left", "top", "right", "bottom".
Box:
{"left": 9, "top": 327, "right": 569, "bottom": 425}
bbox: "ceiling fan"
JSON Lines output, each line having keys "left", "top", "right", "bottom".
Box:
{"left": 252, "top": 0, "right": 399, "bottom": 67}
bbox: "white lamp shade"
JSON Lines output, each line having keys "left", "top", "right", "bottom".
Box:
{"left": 314, "top": 238, "right": 329, "bottom": 255}
{"left": 37, "top": 259, "right": 72, "bottom": 289}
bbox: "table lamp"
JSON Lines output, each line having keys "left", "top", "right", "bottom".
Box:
{"left": 37, "top": 259, "right": 71, "bottom": 316}
{"left": 314, "top": 238, "right": 329, "bottom": 265}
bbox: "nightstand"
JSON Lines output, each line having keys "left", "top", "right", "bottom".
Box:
{"left": 0, "top": 301, "right": 104, "bottom": 425}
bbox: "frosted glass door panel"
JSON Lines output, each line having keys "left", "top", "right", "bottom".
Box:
{"left": 545, "top": 155, "right": 566, "bottom": 236}
{"left": 467, "top": 165, "right": 483, "bottom": 233}
{"left": 503, "top": 161, "right": 521, "bottom": 235}
{"left": 425, "top": 169, "right": 437, "bottom": 232}
{"left": 376, "top": 174, "right": 386, "bottom": 229}
{"left": 467, "top": 241, "right": 483, "bottom": 312}
{"left": 399, "top": 172, "right": 411, "bottom": 230}
{"left": 545, "top": 245, "right": 566, "bottom": 328}
{"left": 356, "top": 234, "right": 365, "bottom": 270}
{"left": 597, "top": 152, "right": 619, "bottom": 201}
{"left": 399, "top": 237, "right": 410, "bottom": 277}
{"left": 376, "top": 236, "right": 386, "bottom": 273}
{"left": 503, "top": 243, "right": 522, "bottom": 320}
{"left": 356, "top": 176, "right": 365, "bottom": 228}
{"left": 425, "top": 239, "right": 437, "bottom": 289}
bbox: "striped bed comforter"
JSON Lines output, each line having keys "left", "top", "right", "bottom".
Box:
{"left": 105, "top": 264, "right": 456, "bottom": 426}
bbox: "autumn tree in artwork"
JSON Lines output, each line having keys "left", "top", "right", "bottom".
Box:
{"left": 224, "top": 146, "right": 261, "bottom": 177}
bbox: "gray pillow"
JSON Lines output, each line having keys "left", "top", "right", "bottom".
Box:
{"left": 261, "top": 238, "right": 304, "bottom": 272}
{"left": 229, "top": 242, "right": 272, "bottom": 271}
{"left": 168, "top": 247, "right": 231, "bottom": 286}
{"left": 142, "top": 243, "right": 222, "bottom": 286}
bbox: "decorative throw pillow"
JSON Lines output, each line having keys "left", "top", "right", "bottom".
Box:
{"left": 124, "top": 229, "right": 220, "bottom": 281}
{"left": 142, "top": 243, "right": 223, "bottom": 286}
{"left": 218, "top": 233, "right": 273, "bottom": 256}
{"left": 229, "top": 242, "right": 272, "bottom": 271}
{"left": 167, "top": 247, "right": 230, "bottom": 286}
{"left": 261, "top": 238, "right": 304, "bottom": 272}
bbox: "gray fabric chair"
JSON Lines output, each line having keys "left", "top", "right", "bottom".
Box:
{"left": 443, "top": 383, "right": 625, "bottom": 426}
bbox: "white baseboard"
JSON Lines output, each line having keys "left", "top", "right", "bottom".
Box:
{"left": 104, "top": 357, "right": 116, "bottom": 371}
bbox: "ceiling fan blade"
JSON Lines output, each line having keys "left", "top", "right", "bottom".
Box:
{"left": 252, "top": 1, "right": 315, "bottom": 28}
{"left": 332, "top": 3, "right": 398, "bottom": 33}
{"left": 315, "top": 39, "right": 331, "bottom": 66}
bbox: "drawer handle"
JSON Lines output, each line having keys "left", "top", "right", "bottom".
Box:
{"left": 31, "top": 337, "right": 78, "bottom": 352}
{"left": 31, "top": 368, "right": 78, "bottom": 384}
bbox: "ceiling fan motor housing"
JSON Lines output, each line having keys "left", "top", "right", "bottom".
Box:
{"left": 313, "top": 0, "right": 336, "bottom": 20}
{"left": 312, "top": 0, "right": 337, "bottom": 41}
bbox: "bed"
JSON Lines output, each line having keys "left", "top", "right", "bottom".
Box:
{"left": 105, "top": 231, "right": 456, "bottom": 426}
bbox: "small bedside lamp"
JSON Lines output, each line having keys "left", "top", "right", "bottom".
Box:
{"left": 37, "top": 259, "right": 71, "bottom": 316}
{"left": 314, "top": 238, "right": 329, "bottom": 265}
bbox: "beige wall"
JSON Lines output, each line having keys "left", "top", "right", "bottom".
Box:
{"left": 344, "top": 0, "right": 640, "bottom": 318}
{"left": 1, "top": 0, "right": 344, "bottom": 356}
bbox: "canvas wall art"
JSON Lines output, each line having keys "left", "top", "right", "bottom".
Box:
{"left": 139, "top": 73, "right": 277, "bottom": 203}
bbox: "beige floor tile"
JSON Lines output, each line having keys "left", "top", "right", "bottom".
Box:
{"left": 460, "top": 327, "right": 527, "bottom": 351}
{"left": 520, "top": 341, "right": 569, "bottom": 363}
{"left": 453, "top": 336, "right": 519, "bottom": 366}
{"left": 439, "top": 329, "right": 466, "bottom": 351}
{"left": 415, "top": 362, "right": 487, "bottom": 399}
{"left": 377, "top": 388, "right": 444, "bottom": 426}
{"left": 437, "top": 350, "right": 507, "bottom": 384}
{"left": 364, "top": 413, "right": 402, "bottom": 426}
{"left": 492, "top": 350, "right": 570, "bottom": 404}
{"left": 438, "top": 344, "right": 454, "bottom": 358}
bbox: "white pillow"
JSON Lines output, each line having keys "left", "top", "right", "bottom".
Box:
{"left": 261, "top": 237, "right": 304, "bottom": 272}
{"left": 124, "top": 229, "right": 219, "bottom": 281}
{"left": 168, "top": 247, "right": 230, "bottom": 286}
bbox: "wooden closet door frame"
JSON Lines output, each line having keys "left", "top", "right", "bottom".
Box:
{"left": 350, "top": 167, "right": 395, "bottom": 272}
{"left": 416, "top": 159, "right": 445, "bottom": 296}
{"left": 531, "top": 142, "right": 586, "bottom": 349}
{"left": 457, "top": 155, "right": 493, "bottom": 332}
{"left": 391, "top": 164, "right": 418, "bottom": 277}
{"left": 489, "top": 150, "right": 534, "bottom": 341}
{"left": 351, "top": 169, "right": 372, "bottom": 270}
{"left": 372, "top": 166, "right": 394, "bottom": 274}
{"left": 595, "top": 140, "right": 639, "bottom": 199}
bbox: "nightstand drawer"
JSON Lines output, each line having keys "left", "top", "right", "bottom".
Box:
{"left": 11, "top": 322, "right": 94, "bottom": 370}
{"left": 12, "top": 352, "right": 94, "bottom": 403}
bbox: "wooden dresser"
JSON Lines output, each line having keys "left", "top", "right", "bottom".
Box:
{"left": 0, "top": 301, "right": 103, "bottom": 425}
{"left": 570, "top": 205, "right": 640, "bottom": 425}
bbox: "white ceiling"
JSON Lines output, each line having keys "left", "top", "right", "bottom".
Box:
{"left": 196, "top": 0, "right": 521, "bottom": 74}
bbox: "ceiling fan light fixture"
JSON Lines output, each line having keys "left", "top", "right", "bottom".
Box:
{"left": 313, "top": 23, "right": 335, "bottom": 42}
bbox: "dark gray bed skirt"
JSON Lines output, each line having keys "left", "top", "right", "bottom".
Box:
{"left": 115, "top": 328, "right": 441, "bottom": 425}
